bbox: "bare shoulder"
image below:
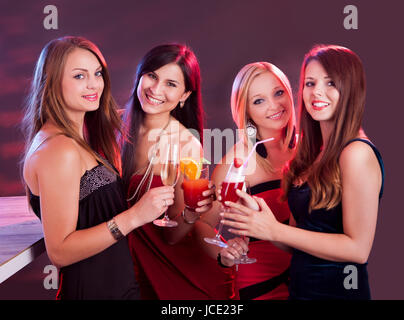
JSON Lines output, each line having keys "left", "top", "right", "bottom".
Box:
{"left": 339, "top": 139, "right": 381, "bottom": 181}
{"left": 30, "top": 135, "right": 82, "bottom": 177}
{"left": 24, "top": 134, "right": 83, "bottom": 194}
{"left": 340, "top": 140, "right": 378, "bottom": 168}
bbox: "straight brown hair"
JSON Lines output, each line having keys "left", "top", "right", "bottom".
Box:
{"left": 282, "top": 45, "right": 366, "bottom": 210}
{"left": 22, "top": 36, "right": 123, "bottom": 173}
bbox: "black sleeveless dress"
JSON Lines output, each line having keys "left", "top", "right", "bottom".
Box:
{"left": 287, "top": 139, "right": 385, "bottom": 300}
{"left": 29, "top": 163, "right": 140, "bottom": 300}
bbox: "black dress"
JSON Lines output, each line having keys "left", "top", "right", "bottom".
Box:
{"left": 29, "top": 163, "right": 140, "bottom": 300}
{"left": 287, "top": 139, "right": 385, "bottom": 300}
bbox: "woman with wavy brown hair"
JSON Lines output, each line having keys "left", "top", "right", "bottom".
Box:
{"left": 22, "top": 36, "right": 174, "bottom": 299}
{"left": 220, "top": 45, "right": 384, "bottom": 299}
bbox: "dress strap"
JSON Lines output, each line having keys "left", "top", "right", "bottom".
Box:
{"left": 344, "top": 138, "right": 384, "bottom": 198}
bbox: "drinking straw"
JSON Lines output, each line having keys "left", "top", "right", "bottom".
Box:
{"left": 242, "top": 137, "right": 275, "bottom": 169}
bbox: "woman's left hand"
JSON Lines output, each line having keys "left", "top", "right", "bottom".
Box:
{"left": 195, "top": 181, "right": 215, "bottom": 213}
{"left": 220, "top": 189, "right": 279, "bottom": 241}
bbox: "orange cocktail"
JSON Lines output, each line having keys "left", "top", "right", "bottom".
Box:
{"left": 180, "top": 159, "right": 209, "bottom": 211}
{"left": 182, "top": 178, "right": 209, "bottom": 210}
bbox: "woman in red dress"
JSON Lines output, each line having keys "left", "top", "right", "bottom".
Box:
{"left": 121, "top": 44, "right": 235, "bottom": 299}
{"left": 195, "top": 62, "right": 296, "bottom": 299}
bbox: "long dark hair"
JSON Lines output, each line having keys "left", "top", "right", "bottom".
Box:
{"left": 22, "top": 36, "right": 123, "bottom": 172}
{"left": 282, "top": 44, "right": 366, "bottom": 211}
{"left": 121, "top": 43, "right": 204, "bottom": 190}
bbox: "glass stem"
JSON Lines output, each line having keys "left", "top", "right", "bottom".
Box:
{"left": 163, "top": 210, "right": 170, "bottom": 221}
{"left": 215, "top": 221, "right": 224, "bottom": 238}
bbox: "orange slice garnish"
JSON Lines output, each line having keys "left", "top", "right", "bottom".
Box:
{"left": 180, "top": 157, "right": 202, "bottom": 180}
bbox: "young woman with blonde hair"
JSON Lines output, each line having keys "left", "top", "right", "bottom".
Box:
{"left": 195, "top": 61, "right": 296, "bottom": 300}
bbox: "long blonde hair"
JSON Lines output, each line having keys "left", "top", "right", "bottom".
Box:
{"left": 230, "top": 62, "right": 296, "bottom": 173}
{"left": 22, "top": 36, "right": 123, "bottom": 173}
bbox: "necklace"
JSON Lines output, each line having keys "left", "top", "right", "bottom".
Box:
{"left": 127, "top": 118, "right": 171, "bottom": 202}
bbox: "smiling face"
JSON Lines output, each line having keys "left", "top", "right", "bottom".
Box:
{"left": 247, "top": 71, "right": 292, "bottom": 133}
{"left": 61, "top": 48, "right": 104, "bottom": 119}
{"left": 137, "top": 62, "right": 191, "bottom": 115}
{"left": 303, "top": 59, "right": 340, "bottom": 123}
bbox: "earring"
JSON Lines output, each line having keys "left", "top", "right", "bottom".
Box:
{"left": 246, "top": 120, "right": 257, "bottom": 137}
{"left": 179, "top": 101, "right": 185, "bottom": 108}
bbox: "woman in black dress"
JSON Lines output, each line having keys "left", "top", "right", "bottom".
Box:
{"left": 22, "top": 36, "right": 175, "bottom": 299}
{"left": 220, "top": 45, "right": 384, "bottom": 299}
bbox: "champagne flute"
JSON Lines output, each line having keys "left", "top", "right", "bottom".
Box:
{"left": 153, "top": 143, "right": 180, "bottom": 227}
{"left": 204, "top": 159, "right": 244, "bottom": 248}
{"left": 233, "top": 181, "right": 257, "bottom": 265}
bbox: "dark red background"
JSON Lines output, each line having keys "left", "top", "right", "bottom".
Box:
{"left": 0, "top": 0, "right": 402, "bottom": 299}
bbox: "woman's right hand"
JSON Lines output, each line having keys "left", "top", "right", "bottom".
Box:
{"left": 131, "top": 186, "right": 175, "bottom": 225}
{"left": 219, "top": 237, "right": 249, "bottom": 267}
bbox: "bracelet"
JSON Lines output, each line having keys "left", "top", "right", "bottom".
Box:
{"left": 181, "top": 209, "right": 200, "bottom": 224}
{"left": 217, "top": 253, "right": 231, "bottom": 268}
{"left": 107, "top": 218, "right": 124, "bottom": 241}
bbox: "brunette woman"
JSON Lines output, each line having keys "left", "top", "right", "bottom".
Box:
{"left": 22, "top": 36, "right": 174, "bottom": 299}
{"left": 121, "top": 44, "right": 233, "bottom": 299}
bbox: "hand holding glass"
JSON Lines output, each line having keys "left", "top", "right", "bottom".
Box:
{"left": 233, "top": 182, "right": 256, "bottom": 265}
{"left": 204, "top": 161, "right": 244, "bottom": 248}
{"left": 153, "top": 143, "right": 180, "bottom": 227}
{"left": 182, "top": 164, "right": 210, "bottom": 211}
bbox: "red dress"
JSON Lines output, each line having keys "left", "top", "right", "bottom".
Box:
{"left": 236, "top": 180, "right": 291, "bottom": 300}
{"left": 127, "top": 174, "right": 236, "bottom": 300}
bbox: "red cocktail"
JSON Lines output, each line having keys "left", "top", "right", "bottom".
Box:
{"left": 182, "top": 164, "right": 209, "bottom": 211}
{"left": 220, "top": 181, "right": 244, "bottom": 205}
{"left": 204, "top": 157, "right": 245, "bottom": 248}
{"left": 182, "top": 178, "right": 209, "bottom": 210}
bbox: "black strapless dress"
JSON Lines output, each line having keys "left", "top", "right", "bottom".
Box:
{"left": 287, "top": 139, "right": 384, "bottom": 300}
{"left": 29, "top": 163, "right": 140, "bottom": 300}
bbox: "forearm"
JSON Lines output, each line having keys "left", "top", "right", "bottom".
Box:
{"left": 48, "top": 208, "right": 136, "bottom": 268}
{"left": 274, "top": 223, "right": 367, "bottom": 263}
